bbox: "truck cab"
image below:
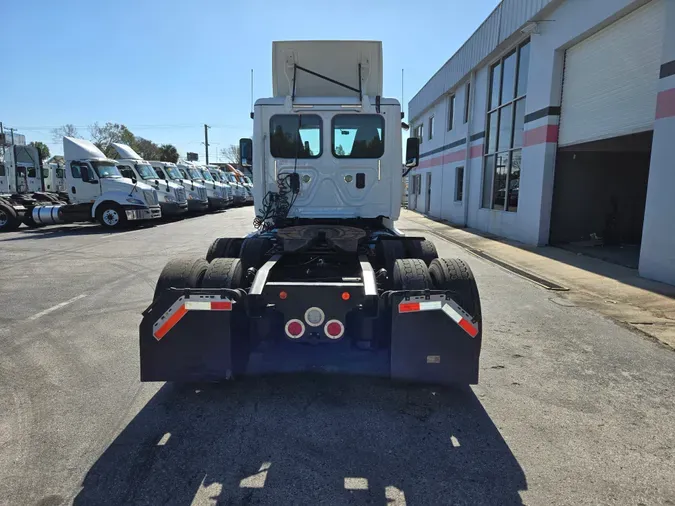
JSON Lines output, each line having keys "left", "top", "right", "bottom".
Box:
{"left": 111, "top": 144, "right": 188, "bottom": 217}
{"left": 149, "top": 161, "right": 209, "bottom": 213}
{"left": 0, "top": 145, "right": 43, "bottom": 194}
{"left": 63, "top": 137, "right": 161, "bottom": 227}
{"left": 205, "top": 166, "right": 236, "bottom": 205}
{"left": 223, "top": 171, "right": 247, "bottom": 205}
{"left": 176, "top": 161, "right": 228, "bottom": 210}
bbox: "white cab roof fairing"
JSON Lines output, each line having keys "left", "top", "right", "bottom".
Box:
{"left": 63, "top": 137, "right": 107, "bottom": 161}
{"left": 111, "top": 143, "right": 143, "bottom": 161}
{"left": 272, "top": 41, "right": 383, "bottom": 98}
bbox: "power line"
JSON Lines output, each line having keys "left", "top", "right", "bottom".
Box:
{"left": 13, "top": 123, "right": 250, "bottom": 131}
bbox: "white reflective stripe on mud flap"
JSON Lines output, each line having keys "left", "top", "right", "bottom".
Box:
{"left": 184, "top": 301, "right": 211, "bottom": 310}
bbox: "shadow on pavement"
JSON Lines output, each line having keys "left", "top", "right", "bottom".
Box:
{"left": 74, "top": 376, "right": 526, "bottom": 505}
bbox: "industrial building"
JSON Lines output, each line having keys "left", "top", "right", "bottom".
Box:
{"left": 407, "top": 0, "right": 675, "bottom": 285}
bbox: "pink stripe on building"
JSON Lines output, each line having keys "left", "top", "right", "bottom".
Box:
{"left": 656, "top": 88, "right": 675, "bottom": 119}
{"left": 523, "top": 124, "right": 559, "bottom": 147}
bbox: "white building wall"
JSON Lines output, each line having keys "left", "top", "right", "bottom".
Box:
{"left": 410, "top": 0, "right": 667, "bottom": 247}
{"left": 639, "top": 0, "right": 675, "bottom": 285}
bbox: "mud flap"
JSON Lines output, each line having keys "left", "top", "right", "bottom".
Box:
{"left": 139, "top": 290, "right": 239, "bottom": 382}
{"left": 390, "top": 293, "right": 481, "bottom": 385}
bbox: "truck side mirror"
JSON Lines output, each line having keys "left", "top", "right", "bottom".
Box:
{"left": 405, "top": 137, "right": 420, "bottom": 168}
{"left": 240, "top": 138, "right": 253, "bottom": 168}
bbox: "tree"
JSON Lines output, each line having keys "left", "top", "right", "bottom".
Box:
{"left": 89, "top": 122, "right": 135, "bottom": 158}
{"left": 220, "top": 144, "right": 241, "bottom": 164}
{"left": 159, "top": 144, "right": 179, "bottom": 163}
{"left": 51, "top": 124, "right": 80, "bottom": 144}
{"left": 29, "top": 141, "right": 50, "bottom": 160}
{"left": 134, "top": 137, "right": 161, "bottom": 161}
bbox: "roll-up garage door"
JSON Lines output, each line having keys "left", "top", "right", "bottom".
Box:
{"left": 558, "top": 0, "right": 666, "bottom": 147}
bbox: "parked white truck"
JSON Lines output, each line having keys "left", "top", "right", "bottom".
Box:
{"left": 141, "top": 40, "right": 483, "bottom": 388}
{"left": 149, "top": 161, "right": 210, "bottom": 213}
{"left": 0, "top": 137, "right": 161, "bottom": 231}
{"left": 111, "top": 143, "right": 188, "bottom": 217}
{"left": 176, "top": 161, "right": 229, "bottom": 211}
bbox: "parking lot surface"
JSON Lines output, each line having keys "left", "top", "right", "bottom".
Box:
{"left": 0, "top": 207, "right": 673, "bottom": 505}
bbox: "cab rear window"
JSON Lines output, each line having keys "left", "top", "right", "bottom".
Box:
{"left": 270, "top": 114, "right": 322, "bottom": 159}
{"left": 332, "top": 114, "right": 384, "bottom": 158}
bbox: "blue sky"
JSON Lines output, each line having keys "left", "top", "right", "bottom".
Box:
{"left": 2, "top": 0, "right": 499, "bottom": 160}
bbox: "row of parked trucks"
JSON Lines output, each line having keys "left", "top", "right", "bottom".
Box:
{"left": 0, "top": 139, "right": 253, "bottom": 232}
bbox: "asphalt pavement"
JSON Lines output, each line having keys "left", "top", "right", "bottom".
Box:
{"left": 0, "top": 207, "right": 673, "bottom": 506}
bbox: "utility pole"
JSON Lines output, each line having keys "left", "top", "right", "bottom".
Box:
{"left": 0, "top": 121, "right": 4, "bottom": 156}
{"left": 204, "top": 124, "right": 210, "bottom": 165}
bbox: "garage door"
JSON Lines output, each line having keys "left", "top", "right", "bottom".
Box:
{"left": 558, "top": 0, "right": 666, "bottom": 147}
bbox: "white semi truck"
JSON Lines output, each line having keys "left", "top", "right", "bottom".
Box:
{"left": 111, "top": 143, "right": 188, "bottom": 217}
{"left": 148, "top": 161, "right": 210, "bottom": 213}
{"left": 141, "top": 40, "right": 483, "bottom": 387}
{"left": 176, "top": 161, "right": 229, "bottom": 211}
{"left": 0, "top": 137, "right": 161, "bottom": 231}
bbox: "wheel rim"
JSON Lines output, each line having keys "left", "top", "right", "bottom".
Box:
{"left": 102, "top": 209, "right": 120, "bottom": 226}
{"left": 0, "top": 209, "right": 8, "bottom": 227}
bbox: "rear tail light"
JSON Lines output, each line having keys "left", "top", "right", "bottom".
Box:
{"left": 324, "top": 319, "right": 345, "bottom": 340}
{"left": 285, "top": 319, "right": 305, "bottom": 339}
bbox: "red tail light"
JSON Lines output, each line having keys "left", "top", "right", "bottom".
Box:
{"left": 285, "top": 319, "right": 305, "bottom": 339}
{"left": 324, "top": 319, "right": 345, "bottom": 340}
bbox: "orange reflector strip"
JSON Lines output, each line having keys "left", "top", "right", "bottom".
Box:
{"left": 154, "top": 305, "right": 188, "bottom": 341}
{"left": 399, "top": 302, "right": 420, "bottom": 313}
{"left": 459, "top": 318, "right": 479, "bottom": 338}
{"left": 211, "top": 301, "right": 232, "bottom": 311}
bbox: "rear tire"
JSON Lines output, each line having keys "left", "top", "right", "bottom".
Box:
{"left": 428, "top": 258, "right": 481, "bottom": 324}
{"left": 376, "top": 238, "right": 405, "bottom": 274}
{"left": 0, "top": 203, "right": 21, "bottom": 232}
{"left": 153, "top": 257, "right": 209, "bottom": 301}
{"left": 391, "top": 258, "right": 432, "bottom": 290}
{"left": 406, "top": 239, "right": 438, "bottom": 265}
{"left": 202, "top": 258, "right": 244, "bottom": 288}
{"left": 240, "top": 237, "right": 273, "bottom": 271}
{"left": 205, "top": 237, "right": 244, "bottom": 262}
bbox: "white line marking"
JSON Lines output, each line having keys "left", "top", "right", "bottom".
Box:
{"left": 344, "top": 477, "right": 369, "bottom": 490}
{"left": 157, "top": 432, "right": 171, "bottom": 446}
{"left": 28, "top": 294, "right": 87, "bottom": 321}
{"left": 451, "top": 435, "right": 461, "bottom": 447}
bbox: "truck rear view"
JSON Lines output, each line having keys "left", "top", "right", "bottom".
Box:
{"left": 140, "top": 40, "right": 483, "bottom": 386}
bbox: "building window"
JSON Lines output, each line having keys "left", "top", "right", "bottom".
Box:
{"left": 455, "top": 166, "right": 464, "bottom": 201}
{"left": 464, "top": 82, "right": 471, "bottom": 124}
{"left": 447, "top": 94, "right": 455, "bottom": 131}
{"left": 482, "top": 39, "right": 529, "bottom": 212}
{"left": 428, "top": 116, "right": 434, "bottom": 140}
{"left": 412, "top": 174, "right": 421, "bottom": 195}
{"left": 415, "top": 124, "right": 424, "bottom": 144}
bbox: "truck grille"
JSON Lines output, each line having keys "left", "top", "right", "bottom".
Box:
{"left": 175, "top": 187, "right": 186, "bottom": 202}
{"left": 144, "top": 190, "right": 159, "bottom": 206}
{"left": 198, "top": 187, "right": 207, "bottom": 201}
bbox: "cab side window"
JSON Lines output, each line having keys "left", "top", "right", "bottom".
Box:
{"left": 27, "top": 167, "right": 37, "bottom": 178}
{"left": 71, "top": 162, "right": 82, "bottom": 178}
{"left": 0, "top": 164, "right": 5, "bottom": 177}
{"left": 117, "top": 166, "right": 135, "bottom": 180}
{"left": 154, "top": 167, "right": 166, "bottom": 179}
